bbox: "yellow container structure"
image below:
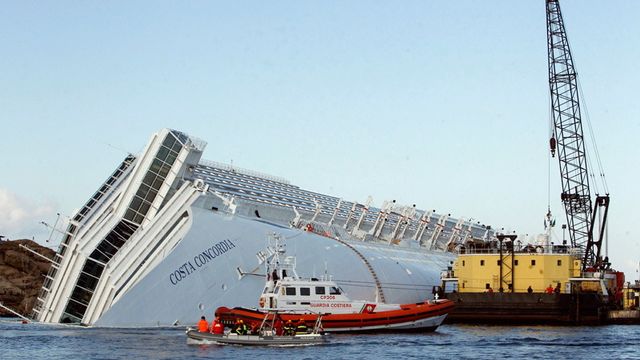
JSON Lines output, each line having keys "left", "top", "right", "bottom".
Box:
{"left": 452, "top": 252, "right": 581, "bottom": 294}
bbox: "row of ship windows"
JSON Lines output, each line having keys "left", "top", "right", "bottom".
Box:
{"left": 465, "top": 259, "right": 563, "bottom": 267}
{"left": 277, "top": 286, "right": 343, "bottom": 296}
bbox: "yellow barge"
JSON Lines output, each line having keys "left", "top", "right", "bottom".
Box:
{"left": 439, "top": 235, "right": 625, "bottom": 324}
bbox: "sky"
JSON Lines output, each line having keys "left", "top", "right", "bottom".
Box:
{"left": 1, "top": 1, "right": 638, "bottom": 278}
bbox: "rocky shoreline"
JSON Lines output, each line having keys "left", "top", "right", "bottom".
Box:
{"left": 0, "top": 239, "right": 54, "bottom": 317}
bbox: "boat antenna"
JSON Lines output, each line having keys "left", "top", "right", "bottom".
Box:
{"left": 324, "top": 261, "right": 328, "bottom": 280}
{"left": 106, "top": 142, "right": 134, "bottom": 157}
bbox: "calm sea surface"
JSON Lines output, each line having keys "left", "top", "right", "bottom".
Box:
{"left": 1, "top": 319, "right": 639, "bottom": 359}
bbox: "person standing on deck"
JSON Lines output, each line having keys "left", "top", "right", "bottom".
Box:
{"left": 198, "top": 316, "right": 209, "bottom": 332}
{"left": 545, "top": 284, "right": 554, "bottom": 294}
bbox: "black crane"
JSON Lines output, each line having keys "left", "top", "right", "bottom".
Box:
{"left": 546, "top": 0, "right": 610, "bottom": 271}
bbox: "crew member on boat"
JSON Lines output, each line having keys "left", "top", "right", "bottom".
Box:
{"left": 233, "top": 319, "right": 248, "bottom": 335}
{"left": 210, "top": 316, "right": 224, "bottom": 334}
{"left": 198, "top": 316, "right": 209, "bottom": 332}
{"left": 283, "top": 320, "right": 295, "bottom": 336}
{"left": 295, "top": 319, "right": 308, "bottom": 334}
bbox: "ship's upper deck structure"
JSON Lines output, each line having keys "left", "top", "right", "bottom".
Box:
{"left": 191, "top": 159, "right": 492, "bottom": 248}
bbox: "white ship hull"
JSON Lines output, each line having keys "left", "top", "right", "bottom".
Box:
{"left": 96, "top": 207, "right": 453, "bottom": 327}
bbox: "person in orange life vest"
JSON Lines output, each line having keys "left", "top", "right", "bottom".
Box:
{"left": 210, "top": 317, "right": 224, "bottom": 334}
{"left": 545, "top": 284, "right": 554, "bottom": 294}
{"left": 198, "top": 316, "right": 209, "bottom": 332}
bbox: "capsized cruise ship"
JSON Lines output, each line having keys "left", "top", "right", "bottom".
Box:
{"left": 31, "top": 129, "right": 495, "bottom": 327}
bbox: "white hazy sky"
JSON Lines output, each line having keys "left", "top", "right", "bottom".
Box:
{"left": 1, "top": 1, "right": 638, "bottom": 277}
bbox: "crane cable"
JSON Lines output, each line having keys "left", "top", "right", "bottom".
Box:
{"left": 547, "top": 92, "right": 554, "bottom": 213}
{"left": 577, "top": 75, "right": 609, "bottom": 259}
{"left": 576, "top": 75, "right": 609, "bottom": 195}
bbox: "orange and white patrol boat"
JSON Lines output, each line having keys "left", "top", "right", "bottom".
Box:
{"left": 215, "top": 234, "right": 454, "bottom": 332}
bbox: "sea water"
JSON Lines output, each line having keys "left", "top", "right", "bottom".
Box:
{"left": 1, "top": 319, "right": 638, "bottom": 359}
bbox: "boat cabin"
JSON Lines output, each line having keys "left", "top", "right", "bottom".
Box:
{"left": 259, "top": 255, "right": 369, "bottom": 313}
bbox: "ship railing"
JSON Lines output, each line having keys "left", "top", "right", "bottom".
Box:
{"left": 456, "top": 243, "right": 578, "bottom": 255}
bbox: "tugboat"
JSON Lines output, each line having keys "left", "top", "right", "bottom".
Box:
{"left": 215, "top": 233, "right": 454, "bottom": 332}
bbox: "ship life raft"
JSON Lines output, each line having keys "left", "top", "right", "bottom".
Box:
{"left": 187, "top": 311, "right": 327, "bottom": 346}
{"left": 186, "top": 329, "right": 326, "bottom": 346}
{"left": 215, "top": 234, "right": 455, "bottom": 333}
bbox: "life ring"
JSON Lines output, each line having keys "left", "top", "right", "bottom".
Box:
{"left": 259, "top": 297, "right": 265, "bottom": 308}
{"left": 305, "top": 224, "right": 314, "bottom": 232}
{"left": 364, "top": 304, "right": 375, "bottom": 313}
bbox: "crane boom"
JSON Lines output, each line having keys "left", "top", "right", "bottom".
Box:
{"left": 546, "top": 0, "right": 609, "bottom": 270}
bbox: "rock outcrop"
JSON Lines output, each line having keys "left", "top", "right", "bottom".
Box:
{"left": 0, "top": 239, "right": 54, "bottom": 317}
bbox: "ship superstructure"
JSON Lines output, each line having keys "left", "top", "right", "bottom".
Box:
{"left": 32, "top": 129, "right": 493, "bottom": 327}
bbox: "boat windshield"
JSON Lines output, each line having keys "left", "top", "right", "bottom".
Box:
{"left": 330, "top": 286, "right": 342, "bottom": 295}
